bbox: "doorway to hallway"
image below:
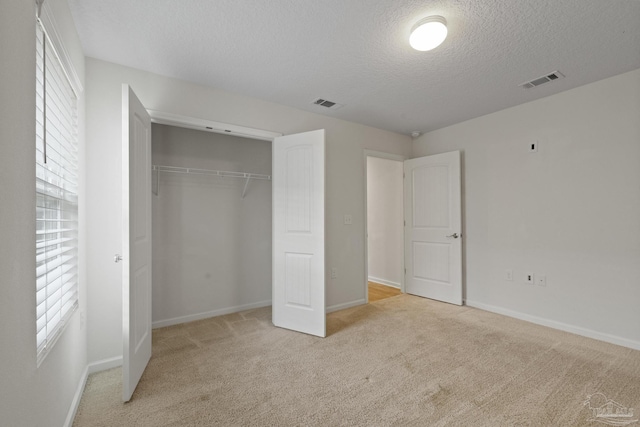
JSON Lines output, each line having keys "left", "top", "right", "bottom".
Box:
{"left": 364, "top": 153, "right": 405, "bottom": 303}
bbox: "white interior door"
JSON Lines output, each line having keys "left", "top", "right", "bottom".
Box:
{"left": 404, "top": 151, "right": 462, "bottom": 305}
{"left": 272, "top": 130, "right": 326, "bottom": 337}
{"left": 122, "top": 84, "right": 152, "bottom": 401}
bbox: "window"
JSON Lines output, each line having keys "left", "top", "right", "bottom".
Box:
{"left": 35, "top": 17, "right": 79, "bottom": 364}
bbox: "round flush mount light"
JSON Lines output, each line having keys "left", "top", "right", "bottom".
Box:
{"left": 409, "top": 16, "right": 448, "bottom": 51}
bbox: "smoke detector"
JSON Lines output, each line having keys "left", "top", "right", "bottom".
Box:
{"left": 519, "top": 71, "right": 565, "bottom": 89}
{"left": 312, "top": 98, "right": 343, "bottom": 110}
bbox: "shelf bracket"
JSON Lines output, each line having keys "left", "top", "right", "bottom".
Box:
{"left": 241, "top": 175, "right": 251, "bottom": 198}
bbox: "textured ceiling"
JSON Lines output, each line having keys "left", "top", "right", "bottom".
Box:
{"left": 68, "top": 0, "right": 640, "bottom": 135}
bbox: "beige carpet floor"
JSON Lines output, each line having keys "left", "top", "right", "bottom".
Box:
{"left": 73, "top": 295, "right": 640, "bottom": 426}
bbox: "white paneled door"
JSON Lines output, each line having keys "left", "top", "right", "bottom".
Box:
{"left": 122, "top": 85, "right": 152, "bottom": 401}
{"left": 404, "top": 151, "right": 462, "bottom": 305}
{"left": 272, "top": 130, "right": 326, "bottom": 337}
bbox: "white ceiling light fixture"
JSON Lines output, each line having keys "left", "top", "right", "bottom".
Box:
{"left": 409, "top": 16, "right": 448, "bottom": 51}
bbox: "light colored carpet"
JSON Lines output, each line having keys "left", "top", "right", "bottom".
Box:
{"left": 73, "top": 295, "right": 640, "bottom": 426}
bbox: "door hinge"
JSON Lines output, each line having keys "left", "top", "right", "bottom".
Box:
{"left": 404, "top": 220, "right": 406, "bottom": 226}
{"left": 404, "top": 268, "right": 407, "bottom": 275}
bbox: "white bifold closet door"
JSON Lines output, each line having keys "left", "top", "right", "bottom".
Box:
{"left": 272, "top": 130, "right": 326, "bottom": 337}
{"left": 122, "top": 85, "right": 152, "bottom": 402}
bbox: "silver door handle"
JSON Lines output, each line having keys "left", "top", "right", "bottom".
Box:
{"left": 446, "top": 233, "right": 460, "bottom": 239}
{"left": 114, "top": 254, "right": 123, "bottom": 263}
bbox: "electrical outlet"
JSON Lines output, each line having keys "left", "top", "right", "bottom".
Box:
{"left": 331, "top": 267, "right": 337, "bottom": 279}
{"left": 536, "top": 275, "right": 547, "bottom": 287}
{"left": 525, "top": 273, "right": 534, "bottom": 285}
{"left": 505, "top": 269, "right": 513, "bottom": 281}
{"left": 344, "top": 215, "right": 352, "bottom": 225}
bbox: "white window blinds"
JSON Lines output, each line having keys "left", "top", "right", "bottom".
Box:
{"left": 35, "top": 20, "right": 79, "bottom": 363}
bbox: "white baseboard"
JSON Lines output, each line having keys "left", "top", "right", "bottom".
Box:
{"left": 152, "top": 300, "right": 272, "bottom": 329}
{"left": 88, "top": 355, "right": 123, "bottom": 374}
{"left": 63, "top": 365, "right": 88, "bottom": 427}
{"left": 64, "top": 356, "right": 125, "bottom": 426}
{"left": 326, "top": 299, "right": 366, "bottom": 313}
{"left": 368, "top": 276, "right": 401, "bottom": 289}
{"left": 465, "top": 300, "right": 640, "bottom": 351}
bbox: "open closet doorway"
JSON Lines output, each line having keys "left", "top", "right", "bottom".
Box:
{"left": 123, "top": 86, "right": 327, "bottom": 400}
{"left": 151, "top": 124, "right": 273, "bottom": 328}
{"left": 364, "top": 151, "right": 405, "bottom": 303}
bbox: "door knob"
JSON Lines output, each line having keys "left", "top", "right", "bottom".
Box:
{"left": 114, "top": 254, "right": 123, "bottom": 263}
{"left": 446, "top": 233, "right": 460, "bottom": 239}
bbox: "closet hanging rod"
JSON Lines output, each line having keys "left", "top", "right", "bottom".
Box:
{"left": 152, "top": 165, "right": 270, "bottom": 198}
{"left": 152, "top": 165, "right": 271, "bottom": 180}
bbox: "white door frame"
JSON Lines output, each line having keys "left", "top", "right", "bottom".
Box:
{"left": 363, "top": 150, "right": 406, "bottom": 303}
{"left": 126, "top": 109, "right": 282, "bottom": 301}
{"left": 147, "top": 110, "right": 283, "bottom": 141}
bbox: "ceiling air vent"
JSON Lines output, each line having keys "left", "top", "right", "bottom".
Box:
{"left": 312, "top": 98, "right": 343, "bottom": 110}
{"left": 519, "top": 71, "right": 565, "bottom": 89}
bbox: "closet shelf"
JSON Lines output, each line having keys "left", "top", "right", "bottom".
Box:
{"left": 152, "top": 165, "right": 270, "bottom": 198}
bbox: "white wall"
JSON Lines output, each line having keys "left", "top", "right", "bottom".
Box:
{"left": 0, "top": 0, "right": 87, "bottom": 425}
{"left": 366, "top": 157, "right": 404, "bottom": 288}
{"left": 413, "top": 69, "right": 640, "bottom": 348}
{"left": 152, "top": 124, "right": 272, "bottom": 326}
{"left": 85, "top": 58, "right": 412, "bottom": 364}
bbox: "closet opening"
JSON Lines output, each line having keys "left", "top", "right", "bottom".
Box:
{"left": 151, "top": 123, "right": 273, "bottom": 328}
{"left": 123, "top": 95, "right": 325, "bottom": 399}
{"left": 364, "top": 152, "right": 405, "bottom": 303}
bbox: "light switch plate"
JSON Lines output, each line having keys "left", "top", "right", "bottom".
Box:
{"left": 505, "top": 269, "right": 513, "bottom": 281}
